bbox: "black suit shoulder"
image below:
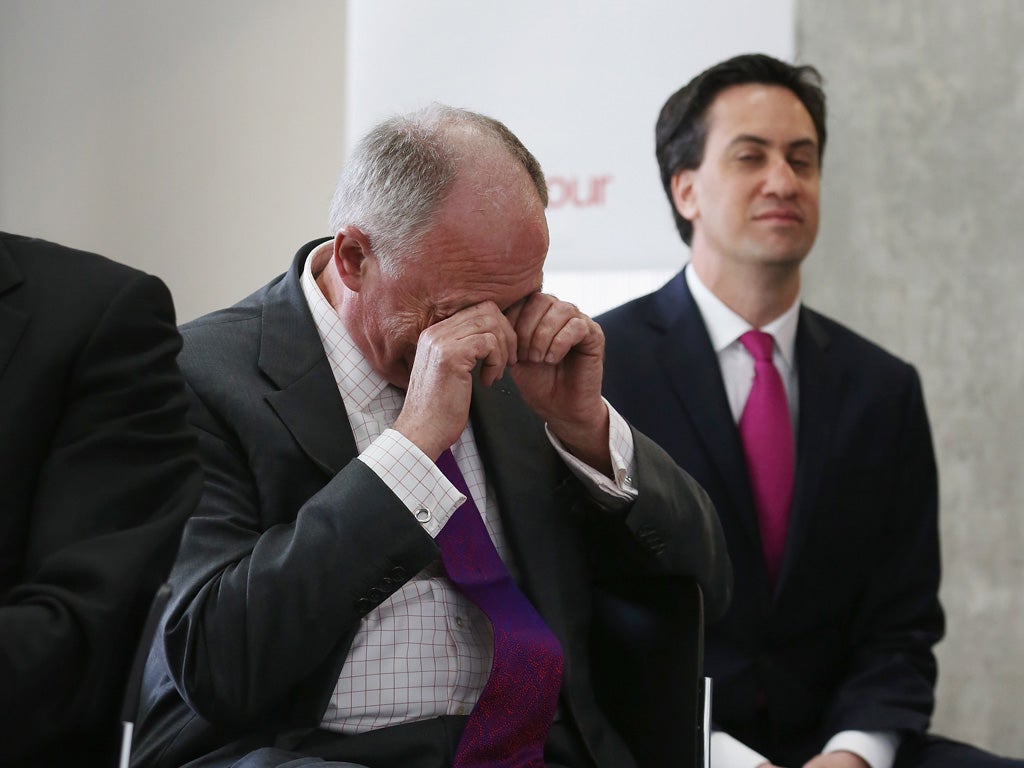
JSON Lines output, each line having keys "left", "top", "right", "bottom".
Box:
{"left": 1, "top": 231, "right": 175, "bottom": 357}
{"left": 596, "top": 284, "right": 669, "bottom": 341}
{"left": 799, "top": 305, "right": 920, "bottom": 383}
{"left": 2, "top": 230, "right": 147, "bottom": 279}
{"left": 597, "top": 276, "right": 925, "bottom": 409}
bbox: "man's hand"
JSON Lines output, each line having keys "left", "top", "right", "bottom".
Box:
{"left": 802, "top": 752, "right": 870, "bottom": 768}
{"left": 394, "top": 301, "right": 517, "bottom": 460}
{"left": 505, "top": 293, "right": 612, "bottom": 474}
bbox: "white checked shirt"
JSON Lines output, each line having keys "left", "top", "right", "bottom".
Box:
{"left": 300, "top": 246, "right": 637, "bottom": 734}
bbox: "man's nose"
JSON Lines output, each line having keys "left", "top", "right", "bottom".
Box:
{"left": 762, "top": 157, "right": 799, "bottom": 197}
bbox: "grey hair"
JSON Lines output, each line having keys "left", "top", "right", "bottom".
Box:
{"left": 327, "top": 103, "right": 547, "bottom": 274}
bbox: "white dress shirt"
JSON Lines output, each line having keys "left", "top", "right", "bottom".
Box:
{"left": 685, "top": 264, "right": 899, "bottom": 768}
{"left": 300, "top": 246, "right": 637, "bottom": 733}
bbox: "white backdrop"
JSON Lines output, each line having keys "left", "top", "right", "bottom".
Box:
{"left": 345, "top": 0, "right": 794, "bottom": 314}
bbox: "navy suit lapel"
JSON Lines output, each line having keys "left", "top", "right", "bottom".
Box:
{"left": 652, "top": 274, "right": 762, "bottom": 554}
{"left": 0, "top": 241, "right": 28, "bottom": 381}
{"left": 260, "top": 240, "right": 358, "bottom": 476}
{"left": 776, "top": 308, "right": 840, "bottom": 589}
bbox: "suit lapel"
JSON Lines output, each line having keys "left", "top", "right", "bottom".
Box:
{"left": 468, "top": 376, "right": 583, "bottom": 640}
{"left": 776, "top": 308, "right": 840, "bottom": 589}
{"left": 652, "top": 274, "right": 762, "bottom": 553}
{"left": 0, "top": 242, "right": 28, "bottom": 381}
{"left": 260, "top": 240, "right": 358, "bottom": 476}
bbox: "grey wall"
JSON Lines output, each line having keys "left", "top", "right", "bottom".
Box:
{"left": 0, "top": 0, "right": 346, "bottom": 323}
{"left": 797, "top": 1, "right": 1024, "bottom": 755}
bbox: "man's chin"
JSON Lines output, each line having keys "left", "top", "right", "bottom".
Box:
{"left": 750, "top": 247, "right": 812, "bottom": 268}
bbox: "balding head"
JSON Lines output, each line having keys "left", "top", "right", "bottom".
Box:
{"left": 328, "top": 104, "right": 547, "bottom": 274}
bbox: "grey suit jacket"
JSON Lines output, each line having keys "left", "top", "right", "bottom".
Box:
{"left": 133, "top": 240, "right": 731, "bottom": 768}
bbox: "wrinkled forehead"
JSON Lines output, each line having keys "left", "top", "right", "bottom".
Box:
{"left": 414, "top": 165, "right": 548, "bottom": 300}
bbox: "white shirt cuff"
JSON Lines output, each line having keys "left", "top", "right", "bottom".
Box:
{"left": 823, "top": 730, "right": 900, "bottom": 768}
{"left": 710, "top": 730, "right": 770, "bottom": 768}
{"left": 545, "top": 400, "right": 638, "bottom": 502}
{"left": 356, "top": 428, "right": 464, "bottom": 537}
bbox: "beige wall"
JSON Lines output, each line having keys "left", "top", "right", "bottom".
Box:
{"left": 0, "top": 0, "right": 346, "bottom": 322}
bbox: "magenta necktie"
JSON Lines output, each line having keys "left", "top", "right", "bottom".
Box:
{"left": 738, "top": 330, "right": 794, "bottom": 585}
{"left": 435, "top": 448, "right": 564, "bottom": 768}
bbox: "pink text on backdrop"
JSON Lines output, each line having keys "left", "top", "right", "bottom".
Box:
{"left": 546, "top": 175, "right": 613, "bottom": 209}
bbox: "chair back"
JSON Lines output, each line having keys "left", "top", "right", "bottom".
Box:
{"left": 117, "top": 583, "right": 171, "bottom": 768}
{"left": 591, "top": 575, "right": 707, "bottom": 768}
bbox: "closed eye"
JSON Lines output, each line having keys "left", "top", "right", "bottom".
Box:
{"left": 788, "top": 156, "right": 818, "bottom": 174}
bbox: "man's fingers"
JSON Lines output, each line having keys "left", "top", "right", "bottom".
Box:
{"left": 513, "top": 293, "right": 557, "bottom": 362}
{"left": 476, "top": 332, "right": 508, "bottom": 386}
{"left": 419, "top": 326, "right": 507, "bottom": 381}
{"left": 513, "top": 293, "right": 589, "bottom": 363}
{"left": 419, "top": 303, "right": 515, "bottom": 372}
{"left": 434, "top": 301, "right": 517, "bottom": 367}
{"left": 544, "top": 317, "right": 591, "bottom": 363}
{"left": 399, "top": 305, "right": 515, "bottom": 458}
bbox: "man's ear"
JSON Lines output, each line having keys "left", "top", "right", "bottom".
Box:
{"left": 670, "top": 169, "right": 699, "bottom": 223}
{"left": 333, "top": 228, "right": 374, "bottom": 292}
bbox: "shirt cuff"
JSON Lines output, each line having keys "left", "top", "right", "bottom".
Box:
{"left": 823, "top": 730, "right": 900, "bottom": 768}
{"left": 356, "top": 428, "right": 464, "bottom": 537}
{"left": 545, "top": 400, "right": 638, "bottom": 504}
{"left": 710, "top": 730, "right": 770, "bottom": 768}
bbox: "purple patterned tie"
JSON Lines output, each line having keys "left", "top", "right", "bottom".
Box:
{"left": 738, "top": 330, "right": 794, "bottom": 585}
{"left": 435, "top": 448, "right": 564, "bottom": 768}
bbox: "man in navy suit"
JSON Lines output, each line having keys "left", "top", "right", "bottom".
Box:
{"left": 598, "top": 54, "right": 1021, "bottom": 768}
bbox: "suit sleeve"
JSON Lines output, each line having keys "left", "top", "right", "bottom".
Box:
{"left": 592, "top": 426, "right": 733, "bottom": 622}
{"left": 0, "top": 274, "right": 201, "bottom": 760}
{"left": 823, "top": 368, "right": 944, "bottom": 737}
{"left": 160, "top": 392, "right": 441, "bottom": 729}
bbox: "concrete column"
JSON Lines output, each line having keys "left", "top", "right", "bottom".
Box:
{"left": 797, "top": 0, "right": 1024, "bottom": 755}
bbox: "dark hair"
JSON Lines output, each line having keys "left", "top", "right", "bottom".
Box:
{"left": 656, "top": 53, "right": 827, "bottom": 245}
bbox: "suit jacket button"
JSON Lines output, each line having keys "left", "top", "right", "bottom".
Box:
{"left": 355, "top": 597, "right": 374, "bottom": 612}
{"left": 636, "top": 525, "right": 665, "bottom": 554}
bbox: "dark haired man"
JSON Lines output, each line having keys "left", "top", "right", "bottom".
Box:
{"left": 598, "top": 53, "right": 1021, "bottom": 768}
{"left": 132, "top": 104, "right": 731, "bottom": 768}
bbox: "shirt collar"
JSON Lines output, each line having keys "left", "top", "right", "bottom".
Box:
{"left": 684, "top": 262, "right": 800, "bottom": 367}
{"left": 300, "top": 246, "right": 391, "bottom": 412}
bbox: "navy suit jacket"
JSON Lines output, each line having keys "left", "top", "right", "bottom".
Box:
{"left": 132, "top": 242, "right": 732, "bottom": 768}
{"left": 598, "top": 270, "right": 944, "bottom": 766}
